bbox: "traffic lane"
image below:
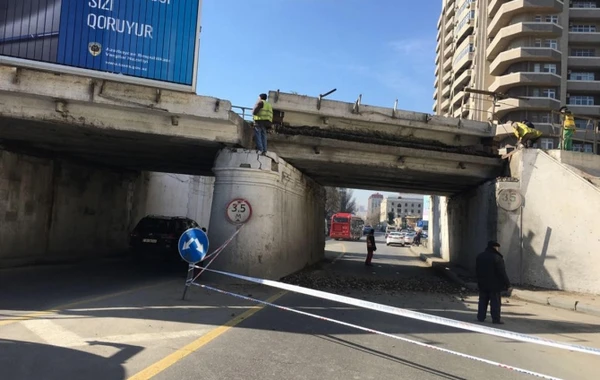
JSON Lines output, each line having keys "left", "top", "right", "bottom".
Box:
{"left": 0, "top": 272, "right": 282, "bottom": 380}
{"left": 0, "top": 257, "right": 189, "bottom": 318}
{"left": 152, "top": 286, "right": 600, "bottom": 380}
{"left": 151, "top": 291, "right": 535, "bottom": 380}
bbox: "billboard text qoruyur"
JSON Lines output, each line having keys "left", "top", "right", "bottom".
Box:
{"left": 0, "top": 0, "right": 202, "bottom": 91}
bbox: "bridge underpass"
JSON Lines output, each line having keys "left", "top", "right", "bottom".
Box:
{"left": 0, "top": 65, "right": 504, "bottom": 288}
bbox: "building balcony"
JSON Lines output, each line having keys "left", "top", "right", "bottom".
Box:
{"left": 566, "top": 105, "right": 600, "bottom": 117}
{"left": 443, "top": 69, "right": 453, "bottom": 85}
{"left": 433, "top": 88, "right": 439, "bottom": 100}
{"left": 446, "top": 1, "right": 456, "bottom": 19}
{"left": 444, "top": 30, "right": 454, "bottom": 45}
{"left": 488, "top": 0, "right": 505, "bottom": 19}
{"left": 442, "top": 83, "right": 452, "bottom": 98}
{"left": 444, "top": 42, "right": 454, "bottom": 59}
{"left": 568, "top": 55, "right": 600, "bottom": 68}
{"left": 443, "top": 56, "right": 453, "bottom": 71}
{"left": 453, "top": 104, "right": 470, "bottom": 119}
{"left": 493, "top": 97, "right": 561, "bottom": 119}
{"left": 455, "top": 18, "right": 474, "bottom": 42}
{"left": 568, "top": 79, "right": 600, "bottom": 92}
{"left": 433, "top": 101, "right": 438, "bottom": 113}
{"left": 569, "top": 32, "right": 600, "bottom": 44}
{"left": 453, "top": 69, "right": 473, "bottom": 91}
{"left": 490, "top": 47, "right": 561, "bottom": 76}
{"left": 488, "top": 0, "right": 563, "bottom": 38}
{"left": 489, "top": 72, "right": 562, "bottom": 94}
{"left": 445, "top": 15, "right": 455, "bottom": 31}
{"left": 487, "top": 22, "right": 563, "bottom": 61}
{"left": 453, "top": 51, "right": 474, "bottom": 72}
{"left": 569, "top": 6, "right": 600, "bottom": 20}
{"left": 441, "top": 97, "right": 451, "bottom": 112}
{"left": 451, "top": 90, "right": 469, "bottom": 108}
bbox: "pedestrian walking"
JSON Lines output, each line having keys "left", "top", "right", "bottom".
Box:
{"left": 252, "top": 93, "right": 273, "bottom": 155}
{"left": 476, "top": 241, "right": 512, "bottom": 324}
{"left": 365, "top": 228, "right": 376, "bottom": 267}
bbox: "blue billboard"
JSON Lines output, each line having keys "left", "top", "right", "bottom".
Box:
{"left": 0, "top": 0, "right": 201, "bottom": 91}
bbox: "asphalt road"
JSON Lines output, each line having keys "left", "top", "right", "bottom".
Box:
{"left": 2, "top": 235, "right": 600, "bottom": 380}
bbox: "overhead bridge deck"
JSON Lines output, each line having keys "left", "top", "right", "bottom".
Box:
{"left": 267, "top": 91, "right": 503, "bottom": 195}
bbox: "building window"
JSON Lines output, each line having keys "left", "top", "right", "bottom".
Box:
{"left": 532, "top": 88, "right": 557, "bottom": 98}
{"left": 570, "top": 25, "right": 597, "bottom": 32}
{"left": 456, "top": 10, "right": 475, "bottom": 30}
{"left": 535, "top": 15, "right": 559, "bottom": 23}
{"left": 540, "top": 138, "right": 554, "bottom": 149}
{"left": 572, "top": 1, "right": 597, "bottom": 8}
{"left": 584, "top": 144, "right": 594, "bottom": 153}
{"left": 534, "top": 63, "right": 557, "bottom": 73}
{"left": 575, "top": 119, "right": 595, "bottom": 129}
{"left": 534, "top": 39, "right": 558, "bottom": 49}
{"left": 457, "top": 0, "right": 474, "bottom": 15}
{"left": 571, "top": 49, "right": 595, "bottom": 57}
{"left": 570, "top": 72, "right": 595, "bottom": 81}
{"left": 569, "top": 95, "right": 595, "bottom": 105}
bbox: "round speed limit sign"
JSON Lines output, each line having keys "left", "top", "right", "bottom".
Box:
{"left": 226, "top": 198, "right": 253, "bottom": 225}
{"left": 497, "top": 189, "right": 523, "bottom": 211}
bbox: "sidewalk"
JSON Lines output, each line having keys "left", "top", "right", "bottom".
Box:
{"left": 409, "top": 246, "right": 600, "bottom": 318}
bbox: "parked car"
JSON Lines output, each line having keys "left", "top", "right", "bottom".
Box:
{"left": 404, "top": 231, "right": 417, "bottom": 245}
{"left": 129, "top": 215, "right": 201, "bottom": 261}
{"left": 386, "top": 232, "right": 405, "bottom": 246}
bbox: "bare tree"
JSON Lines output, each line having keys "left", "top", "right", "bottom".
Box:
{"left": 324, "top": 187, "right": 341, "bottom": 218}
{"left": 339, "top": 188, "right": 357, "bottom": 214}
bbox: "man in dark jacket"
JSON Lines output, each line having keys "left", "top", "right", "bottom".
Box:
{"left": 365, "top": 228, "right": 377, "bottom": 266}
{"left": 476, "top": 241, "right": 512, "bottom": 324}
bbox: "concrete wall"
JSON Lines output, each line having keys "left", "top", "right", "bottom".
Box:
{"left": 430, "top": 195, "right": 450, "bottom": 260}
{"left": 142, "top": 173, "right": 214, "bottom": 229}
{"left": 0, "top": 150, "right": 145, "bottom": 267}
{"left": 504, "top": 149, "right": 600, "bottom": 294}
{"left": 444, "top": 182, "right": 498, "bottom": 272}
{"left": 208, "top": 149, "right": 325, "bottom": 280}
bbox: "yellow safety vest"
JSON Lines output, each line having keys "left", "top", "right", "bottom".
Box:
{"left": 563, "top": 114, "right": 576, "bottom": 130}
{"left": 253, "top": 100, "right": 273, "bottom": 122}
{"left": 513, "top": 122, "right": 542, "bottom": 139}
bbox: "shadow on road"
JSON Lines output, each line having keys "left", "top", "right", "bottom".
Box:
{"left": 0, "top": 339, "right": 142, "bottom": 380}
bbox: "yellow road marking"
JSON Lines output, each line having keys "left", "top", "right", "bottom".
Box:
{"left": 0, "top": 279, "right": 178, "bottom": 327}
{"left": 127, "top": 291, "right": 288, "bottom": 380}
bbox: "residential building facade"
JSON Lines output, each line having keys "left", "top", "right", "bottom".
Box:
{"left": 379, "top": 196, "right": 424, "bottom": 224}
{"left": 367, "top": 193, "right": 384, "bottom": 225}
{"left": 433, "top": 0, "right": 600, "bottom": 154}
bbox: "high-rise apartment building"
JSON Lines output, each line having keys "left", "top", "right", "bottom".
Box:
{"left": 433, "top": 0, "right": 600, "bottom": 154}
{"left": 367, "top": 193, "right": 384, "bottom": 224}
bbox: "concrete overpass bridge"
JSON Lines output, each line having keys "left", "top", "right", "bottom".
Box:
{"left": 267, "top": 91, "right": 502, "bottom": 195}
{"left": 0, "top": 65, "right": 509, "bottom": 284}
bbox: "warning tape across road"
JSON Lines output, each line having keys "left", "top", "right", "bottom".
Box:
{"left": 190, "top": 281, "right": 563, "bottom": 380}
{"left": 198, "top": 267, "right": 600, "bottom": 357}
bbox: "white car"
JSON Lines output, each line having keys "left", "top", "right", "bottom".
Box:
{"left": 386, "top": 232, "right": 405, "bottom": 246}
{"left": 404, "top": 232, "right": 416, "bottom": 245}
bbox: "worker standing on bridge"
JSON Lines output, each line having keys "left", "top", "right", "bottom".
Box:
{"left": 252, "top": 93, "right": 273, "bottom": 155}
{"left": 512, "top": 121, "right": 542, "bottom": 148}
{"left": 365, "top": 228, "right": 377, "bottom": 267}
{"left": 476, "top": 241, "right": 511, "bottom": 324}
{"left": 559, "top": 106, "right": 576, "bottom": 151}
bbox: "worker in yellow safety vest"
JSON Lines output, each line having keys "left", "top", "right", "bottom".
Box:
{"left": 252, "top": 93, "right": 273, "bottom": 155}
{"left": 559, "top": 106, "right": 576, "bottom": 151}
{"left": 512, "top": 121, "right": 543, "bottom": 148}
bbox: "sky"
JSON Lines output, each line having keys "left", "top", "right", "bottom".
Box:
{"left": 195, "top": 0, "right": 441, "bottom": 208}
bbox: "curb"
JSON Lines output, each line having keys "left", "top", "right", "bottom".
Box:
{"left": 512, "top": 290, "right": 600, "bottom": 318}
{"left": 410, "top": 248, "right": 600, "bottom": 318}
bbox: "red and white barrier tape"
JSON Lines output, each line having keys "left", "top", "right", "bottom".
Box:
{"left": 191, "top": 281, "right": 563, "bottom": 380}
{"left": 197, "top": 267, "right": 600, "bottom": 358}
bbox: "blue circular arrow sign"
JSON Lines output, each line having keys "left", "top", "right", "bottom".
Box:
{"left": 178, "top": 228, "right": 210, "bottom": 264}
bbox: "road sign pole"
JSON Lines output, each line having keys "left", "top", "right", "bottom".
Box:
{"left": 181, "top": 264, "right": 195, "bottom": 300}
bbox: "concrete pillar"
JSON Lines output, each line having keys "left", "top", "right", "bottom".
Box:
{"left": 207, "top": 149, "right": 325, "bottom": 281}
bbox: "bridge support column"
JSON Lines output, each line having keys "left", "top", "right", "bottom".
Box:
{"left": 206, "top": 148, "right": 325, "bottom": 281}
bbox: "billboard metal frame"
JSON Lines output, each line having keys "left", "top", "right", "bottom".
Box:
{"left": 0, "top": 0, "right": 203, "bottom": 93}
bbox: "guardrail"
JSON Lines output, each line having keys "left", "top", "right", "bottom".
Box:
{"left": 232, "top": 105, "right": 254, "bottom": 122}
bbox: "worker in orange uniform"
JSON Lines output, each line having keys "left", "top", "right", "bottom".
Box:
{"left": 559, "top": 106, "right": 576, "bottom": 151}
{"left": 512, "top": 121, "right": 543, "bottom": 148}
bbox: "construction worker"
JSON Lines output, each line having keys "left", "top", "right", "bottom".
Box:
{"left": 252, "top": 93, "right": 273, "bottom": 155}
{"left": 512, "top": 121, "right": 542, "bottom": 148}
{"left": 559, "top": 106, "right": 576, "bottom": 151}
